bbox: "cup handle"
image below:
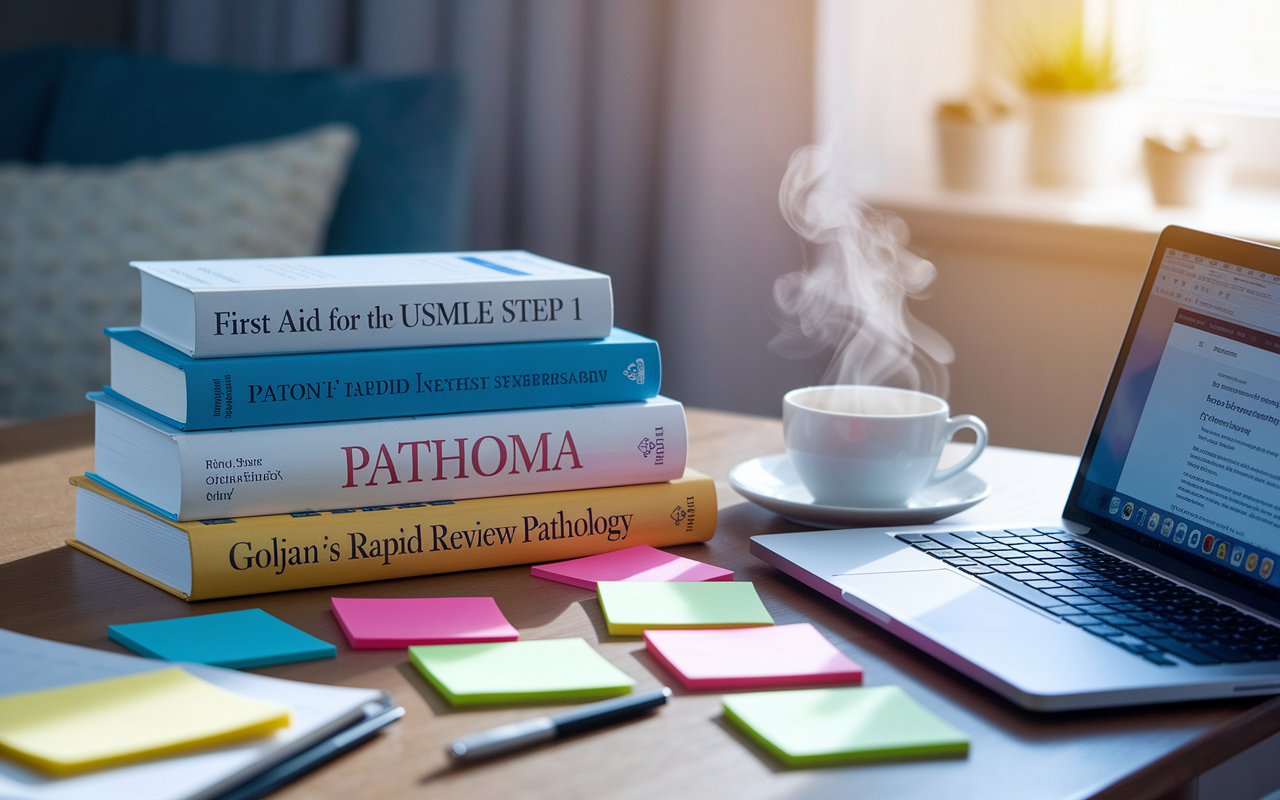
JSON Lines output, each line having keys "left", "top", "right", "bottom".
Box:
{"left": 928, "top": 415, "right": 988, "bottom": 485}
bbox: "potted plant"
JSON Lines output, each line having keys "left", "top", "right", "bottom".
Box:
{"left": 1144, "top": 129, "right": 1231, "bottom": 207}
{"left": 935, "top": 96, "right": 1026, "bottom": 193}
{"left": 1014, "top": 19, "right": 1136, "bottom": 189}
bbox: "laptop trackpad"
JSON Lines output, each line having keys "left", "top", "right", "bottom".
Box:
{"left": 832, "top": 570, "right": 1053, "bottom": 632}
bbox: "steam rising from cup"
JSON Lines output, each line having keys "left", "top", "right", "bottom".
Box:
{"left": 770, "top": 144, "right": 954, "bottom": 401}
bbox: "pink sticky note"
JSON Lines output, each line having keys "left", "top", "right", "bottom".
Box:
{"left": 643, "top": 623, "right": 863, "bottom": 691}
{"left": 531, "top": 545, "right": 733, "bottom": 590}
{"left": 330, "top": 597, "right": 519, "bottom": 649}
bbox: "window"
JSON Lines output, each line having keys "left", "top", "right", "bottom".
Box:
{"left": 819, "top": 0, "right": 1280, "bottom": 194}
{"left": 1128, "top": 0, "right": 1280, "bottom": 114}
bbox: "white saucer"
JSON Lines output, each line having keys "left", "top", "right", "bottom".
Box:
{"left": 728, "top": 453, "right": 991, "bottom": 529}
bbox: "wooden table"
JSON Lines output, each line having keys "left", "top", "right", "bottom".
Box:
{"left": 3, "top": 408, "right": 1279, "bottom": 800}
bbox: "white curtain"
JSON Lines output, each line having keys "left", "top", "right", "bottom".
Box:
{"left": 132, "top": 0, "right": 819, "bottom": 416}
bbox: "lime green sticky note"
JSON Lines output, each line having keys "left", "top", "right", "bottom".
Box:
{"left": 0, "top": 667, "right": 290, "bottom": 775}
{"left": 408, "top": 638, "right": 635, "bottom": 706}
{"left": 597, "top": 581, "right": 774, "bottom": 636}
{"left": 722, "top": 686, "right": 969, "bottom": 768}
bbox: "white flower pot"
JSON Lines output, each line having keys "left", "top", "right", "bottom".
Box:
{"left": 1026, "top": 91, "right": 1137, "bottom": 189}
{"left": 1144, "top": 140, "right": 1231, "bottom": 207}
{"left": 936, "top": 115, "right": 1026, "bottom": 193}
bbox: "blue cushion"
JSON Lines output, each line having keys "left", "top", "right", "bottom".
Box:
{"left": 38, "top": 50, "right": 467, "bottom": 255}
{"left": 0, "top": 46, "right": 75, "bottom": 162}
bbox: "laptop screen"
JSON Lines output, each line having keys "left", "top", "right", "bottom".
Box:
{"left": 1069, "top": 227, "right": 1280, "bottom": 598}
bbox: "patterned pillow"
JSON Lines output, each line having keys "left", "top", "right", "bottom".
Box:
{"left": 0, "top": 124, "right": 357, "bottom": 420}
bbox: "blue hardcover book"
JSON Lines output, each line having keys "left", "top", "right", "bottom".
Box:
{"left": 104, "top": 327, "right": 659, "bottom": 430}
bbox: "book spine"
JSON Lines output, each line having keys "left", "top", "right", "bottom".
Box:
{"left": 75, "top": 473, "right": 717, "bottom": 601}
{"left": 182, "top": 278, "right": 613, "bottom": 357}
{"left": 132, "top": 398, "right": 685, "bottom": 520}
{"left": 168, "top": 334, "right": 658, "bottom": 430}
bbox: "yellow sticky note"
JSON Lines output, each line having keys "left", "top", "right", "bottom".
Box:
{"left": 0, "top": 667, "right": 290, "bottom": 775}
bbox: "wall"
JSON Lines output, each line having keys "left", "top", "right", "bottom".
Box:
{"left": 816, "top": 0, "right": 1158, "bottom": 455}
{"left": 815, "top": 0, "right": 978, "bottom": 190}
{"left": 132, "top": 0, "right": 824, "bottom": 420}
{"left": 653, "top": 0, "right": 821, "bottom": 417}
{"left": 888, "top": 208, "right": 1155, "bottom": 454}
{"left": 0, "top": 0, "right": 825, "bottom": 422}
{"left": 0, "top": 0, "right": 130, "bottom": 52}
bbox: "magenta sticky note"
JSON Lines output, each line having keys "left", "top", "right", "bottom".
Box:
{"left": 530, "top": 545, "right": 733, "bottom": 590}
{"left": 330, "top": 597, "right": 519, "bottom": 649}
{"left": 643, "top": 623, "right": 863, "bottom": 691}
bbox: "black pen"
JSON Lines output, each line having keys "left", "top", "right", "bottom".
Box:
{"left": 216, "top": 704, "right": 406, "bottom": 800}
{"left": 447, "top": 687, "right": 672, "bottom": 763}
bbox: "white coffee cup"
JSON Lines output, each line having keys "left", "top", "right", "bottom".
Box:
{"left": 783, "top": 385, "right": 988, "bottom": 508}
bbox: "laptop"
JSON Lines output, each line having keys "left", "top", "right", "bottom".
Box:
{"left": 751, "top": 225, "right": 1280, "bottom": 711}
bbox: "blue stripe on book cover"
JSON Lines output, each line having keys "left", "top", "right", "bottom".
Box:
{"left": 84, "top": 471, "right": 182, "bottom": 521}
{"left": 105, "top": 327, "right": 660, "bottom": 431}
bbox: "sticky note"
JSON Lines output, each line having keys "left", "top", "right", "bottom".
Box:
{"left": 108, "top": 609, "right": 336, "bottom": 669}
{"left": 0, "top": 667, "right": 289, "bottom": 775}
{"left": 409, "top": 638, "right": 635, "bottom": 706}
{"left": 723, "top": 686, "right": 969, "bottom": 768}
{"left": 532, "top": 545, "right": 734, "bottom": 589}
{"left": 596, "top": 581, "right": 774, "bottom": 636}
{"left": 331, "top": 597, "right": 519, "bottom": 648}
{"left": 644, "top": 623, "right": 863, "bottom": 690}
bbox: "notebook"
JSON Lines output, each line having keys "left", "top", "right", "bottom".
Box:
{"left": 753, "top": 226, "right": 1280, "bottom": 711}
{"left": 0, "top": 667, "right": 291, "bottom": 775}
{"left": 0, "top": 628, "right": 390, "bottom": 800}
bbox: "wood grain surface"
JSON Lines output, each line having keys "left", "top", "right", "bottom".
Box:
{"left": 1, "top": 408, "right": 1278, "bottom": 800}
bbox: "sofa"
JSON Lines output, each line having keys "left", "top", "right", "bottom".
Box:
{"left": 0, "top": 46, "right": 469, "bottom": 419}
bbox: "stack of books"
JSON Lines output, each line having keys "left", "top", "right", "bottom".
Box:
{"left": 70, "top": 251, "right": 717, "bottom": 600}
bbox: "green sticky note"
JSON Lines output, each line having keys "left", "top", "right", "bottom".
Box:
{"left": 0, "top": 667, "right": 290, "bottom": 775}
{"left": 408, "top": 638, "right": 635, "bottom": 706}
{"left": 597, "top": 581, "right": 774, "bottom": 636}
{"left": 723, "top": 686, "right": 969, "bottom": 768}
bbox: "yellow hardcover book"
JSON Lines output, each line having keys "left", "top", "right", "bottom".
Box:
{"left": 68, "top": 470, "right": 716, "bottom": 601}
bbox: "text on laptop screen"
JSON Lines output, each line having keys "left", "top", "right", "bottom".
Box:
{"left": 1080, "top": 246, "right": 1280, "bottom": 587}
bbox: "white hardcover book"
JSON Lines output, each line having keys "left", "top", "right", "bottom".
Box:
{"left": 89, "top": 392, "right": 687, "bottom": 521}
{"left": 133, "top": 250, "right": 614, "bottom": 357}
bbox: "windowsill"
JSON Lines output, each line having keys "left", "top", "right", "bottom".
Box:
{"left": 863, "top": 181, "right": 1280, "bottom": 267}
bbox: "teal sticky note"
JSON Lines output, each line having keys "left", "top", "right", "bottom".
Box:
{"left": 108, "top": 608, "right": 336, "bottom": 669}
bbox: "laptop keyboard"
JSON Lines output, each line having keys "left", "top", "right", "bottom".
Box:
{"left": 895, "top": 528, "right": 1280, "bottom": 667}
